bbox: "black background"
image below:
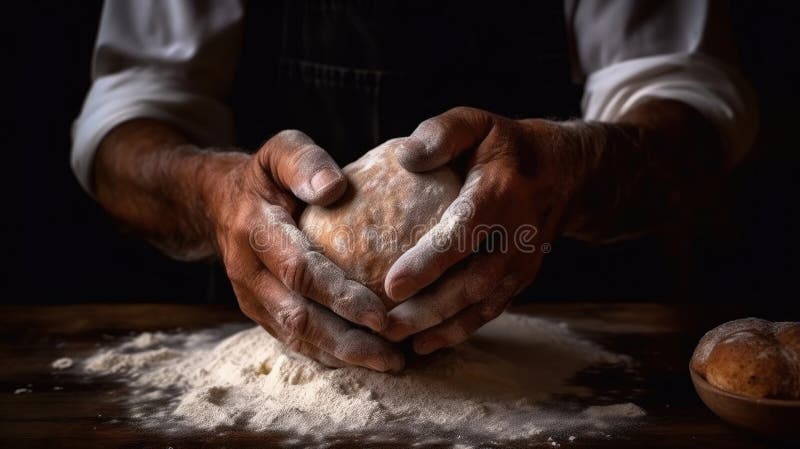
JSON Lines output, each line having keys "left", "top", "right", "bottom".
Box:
{"left": 2, "top": 1, "right": 798, "bottom": 315}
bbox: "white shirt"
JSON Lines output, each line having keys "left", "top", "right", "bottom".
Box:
{"left": 72, "top": 0, "right": 758, "bottom": 193}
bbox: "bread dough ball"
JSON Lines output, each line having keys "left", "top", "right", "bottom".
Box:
{"left": 692, "top": 318, "right": 800, "bottom": 399}
{"left": 299, "top": 139, "right": 461, "bottom": 307}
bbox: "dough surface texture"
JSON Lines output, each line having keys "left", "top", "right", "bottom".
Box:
{"left": 299, "top": 139, "right": 461, "bottom": 305}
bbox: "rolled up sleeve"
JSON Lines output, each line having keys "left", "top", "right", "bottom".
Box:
{"left": 571, "top": 0, "right": 758, "bottom": 168}
{"left": 71, "top": 0, "right": 243, "bottom": 193}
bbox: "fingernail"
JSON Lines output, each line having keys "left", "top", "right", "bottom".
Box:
{"left": 358, "top": 311, "right": 385, "bottom": 333}
{"left": 397, "top": 137, "right": 426, "bottom": 155}
{"left": 366, "top": 357, "right": 389, "bottom": 372}
{"left": 396, "top": 138, "right": 427, "bottom": 168}
{"left": 415, "top": 337, "right": 444, "bottom": 355}
{"left": 387, "top": 353, "right": 405, "bottom": 373}
{"left": 385, "top": 320, "right": 414, "bottom": 342}
{"left": 387, "top": 276, "right": 416, "bottom": 302}
{"left": 369, "top": 353, "right": 404, "bottom": 373}
{"left": 310, "top": 168, "right": 341, "bottom": 194}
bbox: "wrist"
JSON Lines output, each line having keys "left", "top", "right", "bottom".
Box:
{"left": 523, "top": 118, "right": 646, "bottom": 241}
{"left": 94, "top": 119, "right": 253, "bottom": 260}
{"left": 193, "top": 149, "right": 252, "bottom": 251}
{"left": 516, "top": 118, "right": 599, "bottom": 213}
{"left": 547, "top": 99, "right": 723, "bottom": 242}
{"left": 522, "top": 119, "right": 589, "bottom": 195}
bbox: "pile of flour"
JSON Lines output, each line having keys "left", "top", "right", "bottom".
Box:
{"left": 82, "top": 313, "right": 644, "bottom": 445}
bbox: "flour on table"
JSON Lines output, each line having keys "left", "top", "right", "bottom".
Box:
{"left": 51, "top": 357, "right": 74, "bottom": 370}
{"left": 82, "top": 314, "right": 644, "bottom": 445}
{"left": 583, "top": 403, "right": 647, "bottom": 419}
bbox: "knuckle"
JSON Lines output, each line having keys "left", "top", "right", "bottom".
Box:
{"left": 283, "top": 336, "right": 306, "bottom": 355}
{"left": 230, "top": 210, "right": 259, "bottom": 246}
{"left": 463, "top": 274, "right": 493, "bottom": 303}
{"left": 338, "top": 329, "right": 389, "bottom": 369}
{"left": 463, "top": 260, "right": 501, "bottom": 300}
{"left": 333, "top": 329, "right": 362, "bottom": 358}
{"left": 491, "top": 124, "right": 530, "bottom": 164}
{"left": 447, "top": 105, "right": 477, "bottom": 117}
{"left": 449, "top": 106, "right": 489, "bottom": 130}
{"left": 276, "top": 305, "right": 311, "bottom": 339}
{"left": 331, "top": 279, "right": 374, "bottom": 313}
{"left": 223, "top": 256, "right": 250, "bottom": 285}
{"left": 236, "top": 225, "right": 255, "bottom": 250}
{"left": 277, "top": 253, "right": 313, "bottom": 295}
{"left": 443, "top": 322, "right": 471, "bottom": 347}
{"left": 274, "top": 129, "right": 307, "bottom": 144}
{"left": 328, "top": 290, "right": 355, "bottom": 315}
{"left": 262, "top": 203, "right": 293, "bottom": 226}
{"left": 454, "top": 322, "right": 471, "bottom": 342}
{"left": 425, "top": 302, "right": 448, "bottom": 326}
{"left": 224, "top": 263, "right": 242, "bottom": 284}
{"left": 486, "top": 122, "right": 514, "bottom": 148}
{"left": 237, "top": 297, "right": 259, "bottom": 321}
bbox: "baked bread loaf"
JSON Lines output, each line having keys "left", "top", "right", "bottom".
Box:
{"left": 691, "top": 318, "right": 800, "bottom": 399}
{"left": 299, "top": 139, "right": 461, "bottom": 308}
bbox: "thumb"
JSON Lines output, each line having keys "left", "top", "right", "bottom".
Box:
{"left": 395, "top": 106, "right": 493, "bottom": 172}
{"left": 257, "top": 130, "right": 347, "bottom": 206}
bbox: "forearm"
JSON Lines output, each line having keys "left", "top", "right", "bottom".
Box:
{"left": 556, "top": 99, "right": 725, "bottom": 242}
{"left": 93, "top": 119, "right": 247, "bottom": 259}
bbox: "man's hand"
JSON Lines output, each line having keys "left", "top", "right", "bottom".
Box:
{"left": 381, "top": 102, "right": 723, "bottom": 354}
{"left": 209, "top": 130, "right": 404, "bottom": 371}
{"left": 380, "top": 107, "right": 568, "bottom": 354}
{"left": 94, "top": 121, "right": 404, "bottom": 372}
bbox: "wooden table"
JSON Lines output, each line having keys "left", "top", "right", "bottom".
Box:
{"left": 0, "top": 302, "right": 794, "bottom": 448}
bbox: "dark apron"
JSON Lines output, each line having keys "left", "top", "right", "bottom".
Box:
{"left": 216, "top": 0, "right": 668, "bottom": 304}
{"left": 234, "top": 0, "right": 580, "bottom": 161}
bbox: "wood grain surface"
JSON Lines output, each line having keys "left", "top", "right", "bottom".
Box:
{"left": 0, "top": 302, "right": 794, "bottom": 448}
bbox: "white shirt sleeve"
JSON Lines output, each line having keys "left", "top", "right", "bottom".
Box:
{"left": 570, "top": 0, "right": 758, "bottom": 168}
{"left": 71, "top": 0, "right": 244, "bottom": 193}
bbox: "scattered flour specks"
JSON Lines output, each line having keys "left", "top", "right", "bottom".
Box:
{"left": 51, "top": 357, "right": 74, "bottom": 370}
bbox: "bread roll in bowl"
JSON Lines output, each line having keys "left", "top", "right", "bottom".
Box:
{"left": 691, "top": 318, "right": 800, "bottom": 399}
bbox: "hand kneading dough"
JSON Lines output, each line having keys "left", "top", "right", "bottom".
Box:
{"left": 691, "top": 318, "right": 800, "bottom": 399}
{"left": 299, "top": 139, "right": 461, "bottom": 307}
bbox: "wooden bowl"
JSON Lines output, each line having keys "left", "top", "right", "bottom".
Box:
{"left": 690, "top": 367, "right": 800, "bottom": 440}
